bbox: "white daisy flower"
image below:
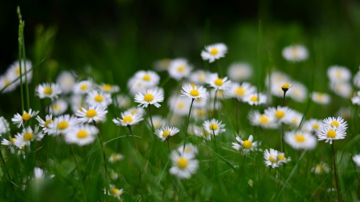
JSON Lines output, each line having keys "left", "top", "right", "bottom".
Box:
{"left": 99, "top": 83, "right": 120, "bottom": 94}
{"left": 323, "top": 116, "right": 347, "bottom": 130}
{"left": 153, "top": 58, "right": 170, "bottom": 71}
{"left": 189, "top": 124, "right": 211, "bottom": 140}
{"left": 287, "top": 82, "right": 307, "bottom": 102}
{"left": 192, "top": 95, "right": 208, "bottom": 108}
{"left": 134, "top": 70, "right": 160, "bottom": 87}
{"left": 86, "top": 90, "right": 112, "bottom": 107}
{"left": 14, "top": 126, "right": 43, "bottom": 148}
{"left": 36, "top": 115, "right": 53, "bottom": 131}
{"left": 76, "top": 106, "right": 108, "bottom": 124}
{"left": 36, "top": 83, "right": 62, "bottom": 99}
{"left": 207, "top": 73, "right": 231, "bottom": 91}
{"left": 316, "top": 126, "right": 346, "bottom": 144}
{"left": 108, "top": 153, "right": 124, "bottom": 163}
{"left": 105, "top": 184, "right": 123, "bottom": 199}
{"left": 116, "top": 94, "right": 132, "bottom": 109}
{"left": 227, "top": 62, "right": 253, "bottom": 82}
{"left": 155, "top": 126, "right": 180, "bottom": 141}
{"left": 336, "top": 107, "right": 352, "bottom": 119}
{"left": 134, "top": 88, "right": 164, "bottom": 108}
{"left": 73, "top": 80, "right": 93, "bottom": 95}
{"left": 189, "top": 70, "right": 208, "bottom": 84}
{"left": 201, "top": 43, "right": 228, "bottom": 63}
{"left": 312, "top": 162, "right": 330, "bottom": 174}
{"left": 330, "top": 81, "right": 352, "bottom": 98}
{"left": 56, "top": 71, "right": 76, "bottom": 94}
{"left": 169, "top": 150, "right": 199, "bottom": 179}
{"left": 64, "top": 124, "right": 99, "bottom": 146}
{"left": 244, "top": 93, "right": 267, "bottom": 106}
{"left": 192, "top": 108, "right": 208, "bottom": 120}
{"left": 264, "top": 149, "right": 279, "bottom": 168}
{"left": 124, "top": 107, "right": 146, "bottom": 117}
{"left": 301, "top": 119, "right": 324, "bottom": 133}
{"left": 127, "top": 77, "right": 146, "bottom": 95}
{"left": 232, "top": 135, "right": 259, "bottom": 155}
{"left": 285, "top": 110, "right": 303, "bottom": 128}
{"left": 353, "top": 67, "right": 360, "bottom": 88}
{"left": 227, "top": 82, "right": 256, "bottom": 101}
{"left": 113, "top": 112, "right": 143, "bottom": 127}
{"left": 49, "top": 99, "right": 68, "bottom": 115}
{"left": 311, "top": 92, "right": 331, "bottom": 104}
{"left": 168, "top": 58, "right": 192, "bottom": 80}
{"left": 12, "top": 109, "right": 39, "bottom": 128}
{"left": 327, "top": 65, "right": 351, "bottom": 83}
{"left": 0, "top": 117, "right": 10, "bottom": 135}
{"left": 70, "top": 95, "right": 86, "bottom": 113}
{"left": 248, "top": 111, "right": 278, "bottom": 129}
{"left": 8, "top": 60, "right": 33, "bottom": 85}
{"left": 353, "top": 154, "right": 360, "bottom": 167}
{"left": 351, "top": 91, "right": 360, "bottom": 105}
{"left": 169, "top": 96, "right": 191, "bottom": 116}
{"left": 277, "top": 152, "right": 291, "bottom": 165}
{"left": 177, "top": 143, "right": 198, "bottom": 156}
{"left": 0, "top": 72, "right": 18, "bottom": 93}
{"left": 264, "top": 106, "right": 293, "bottom": 124}
{"left": 285, "top": 131, "right": 317, "bottom": 150}
{"left": 47, "top": 114, "right": 79, "bottom": 135}
{"left": 282, "top": 44, "right": 308, "bottom": 62}
{"left": 203, "top": 119, "right": 226, "bottom": 135}
{"left": 181, "top": 84, "right": 208, "bottom": 100}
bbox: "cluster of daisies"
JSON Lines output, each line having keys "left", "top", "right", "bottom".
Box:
{"left": 0, "top": 60, "right": 32, "bottom": 93}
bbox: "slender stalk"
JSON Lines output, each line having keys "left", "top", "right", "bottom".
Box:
{"left": 0, "top": 146, "right": 13, "bottom": 190}
{"left": 147, "top": 105, "right": 155, "bottom": 132}
{"left": 331, "top": 143, "right": 342, "bottom": 202}
{"left": 282, "top": 91, "right": 286, "bottom": 106}
{"left": 183, "top": 99, "right": 195, "bottom": 150}
{"left": 97, "top": 127, "right": 109, "bottom": 190}
{"left": 213, "top": 90, "right": 218, "bottom": 117}
{"left": 70, "top": 145, "right": 82, "bottom": 180}
{"left": 127, "top": 125, "right": 138, "bottom": 150}
{"left": 167, "top": 138, "right": 170, "bottom": 152}
{"left": 21, "top": 28, "right": 30, "bottom": 110}
{"left": 212, "top": 129, "right": 218, "bottom": 152}
{"left": 280, "top": 123, "right": 284, "bottom": 153}
{"left": 17, "top": 9, "right": 25, "bottom": 112}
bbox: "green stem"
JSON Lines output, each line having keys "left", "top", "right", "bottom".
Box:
{"left": 127, "top": 125, "right": 138, "bottom": 151}
{"left": 0, "top": 146, "right": 13, "bottom": 190}
{"left": 183, "top": 99, "right": 194, "bottom": 150}
{"left": 213, "top": 90, "right": 218, "bottom": 118}
{"left": 147, "top": 105, "right": 155, "bottom": 132}
{"left": 17, "top": 15, "right": 25, "bottom": 112}
{"left": 331, "top": 143, "right": 342, "bottom": 202}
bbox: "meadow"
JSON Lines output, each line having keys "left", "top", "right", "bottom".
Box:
{"left": 1, "top": 3, "right": 360, "bottom": 202}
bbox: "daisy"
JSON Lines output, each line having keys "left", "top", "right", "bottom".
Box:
{"left": 168, "top": 58, "right": 192, "bottom": 80}
{"left": 108, "top": 153, "right": 124, "bottom": 163}
{"left": 330, "top": 81, "right": 352, "bottom": 98}
{"left": 285, "top": 110, "right": 303, "bottom": 128}
{"left": 181, "top": 84, "right": 208, "bottom": 100}
{"left": 317, "top": 126, "right": 346, "bottom": 144}
{"left": 155, "top": 126, "right": 180, "bottom": 141}
{"left": 56, "top": 71, "right": 76, "bottom": 94}
{"left": 227, "top": 82, "right": 256, "bottom": 101}
{"left": 153, "top": 58, "right": 170, "bottom": 71}
{"left": 124, "top": 107, "right": 146, "bottom": 116}
{"left": 323, "top": 117, "right": 347, "bottom": 130}
{"left": 189, "top": 70, "right": 208, "bottom": 84}
{"left": 113, "top": 112, "right": 143, "bottom": 127}
{"left": 354, "top": 67, "right": 360, "bottom": 88}
{"left": 353, "top": 154, "right": 360, "bottom": 167}
{"left": 134, "top": 88, "right": 164, "bottom": 108}
{"left": 244, "top": 93, "right": 267, "bottom": 106}
{"left": 1, "top": 138, "right": 17, "bottom": 154}
{"left": 86, "top": 90, "right": 112, "bottom": 107}
{"left": 232, "top": 135, "right": 259, "bottom": 155}
{"left": 47, "top": 114, "right": 79, "bottom": 135}
{"left": 192, "top": 96, "right": 208, "bottom": 108}
{"left": 277, "top": 152, "right": 291, "bottom": 165}
{"left": 207, "top": 73, "right": 231, "bottom": 91}
{"left": 285, "top": 131, "right": 317, "bottom": 150}
{"left": 312, "top": 162, "right": 330, "bottom": 174}
{"left": 36, "top": 83, "right": 62, "bottom": 99}
{"left": 0, "top": 117, "right": 10, "bottom": 135}
{"left": 264, "top": 149, "right": 279, "bottom": 168}
{"left": 49, "top": 99, "right": 68, "bottom": 115}
{"left": 201, "top": 43, "right": 227, "bottom": 63}
{"left": 248, "top": 111, "right": 277, "bottom": 129}
{"left": 327, "top": 65, "right": 351, "bottom": 83}
{"left": 227, "top": 62, "right": 253, "bottom": 82}
{"left": 76, "top": 106, "right": 108, "bottom": 123}
{"left": 189, "top": 124, "right": 211, "bottom": 140}
{"left": 73, "top": 80, "right": 93, "bottom": 94}
{"left": 336, "top": 107, "right": 352, "bottom": 119}
{"left": 12, "top": 109, "right": 39, "bottom": 128}
{"left": 116, "top": 94, "right": 132, "bottom": 109}
{"left": 70, "top": 95, "right": 86, "bottom": 113}
{"left": 177, "top": 143, "right": 198, "bottom": 156}
{"left": 264, "top": 106, "right": 293, "bottom": 124}
{"left": 287, "top": 82, "right": 307, "bottom": 102}
{"left": 36, "top": 114, "right": 53, "bottom": 131}
{"left": 169, "top": 96, "right": 191, "bottom": 116}
{"left": 105, "top": 185, "right": 123, "bottom": 200}
{"left": 282, "top": 44, "right": 308, "bottom": 62}
{"left": 301, "top": 119, "right": 324, "bottom": 133}
{"left": 99, "top": 83, "right": 120, "bottom": 94}
{"left": 64, "top": 124, "right": 99, "bottom": 146}
{"left": 0, "top": 72, "right": 17, "bottom": 93}
{"left": 127, "top": 77, "right": 146, "bottom": 95}
{"left": 281, "top": 83, "right": 292, "bottom": 92}
{"left": 192, "top": 108, "right": 208, "bottom": 120}
{"left": 14, "top": 126, "right": 42, "bottom": 148}
{"left": 134, "top": 70, "right": 160, "bottom": 87}
{"left": 311, "top": 92, "right": 331, "bottom": 104}
{"left": 203, "top": 119, "right": 226, "bottom": 135}
{"left": 8, "top": 60, "right": 33, "bottom": 84}
{"left": 169, "top": 150, "right": 199, "bottom": 179}
{"left": 351, "top": 91, "right": 360, "bottom": 105}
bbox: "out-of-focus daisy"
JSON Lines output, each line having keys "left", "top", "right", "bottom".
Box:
{"left": 12, "top": 109, "right": 39, "bottom": 128}
{"left": 353, "top": 67, "right": 360, "bottom": 88}
{"left": 227, "top": 82, "right": 256, "bottom": 101}
{"left": 36, "top": 83, "right": 61, "bottom": 99}
{"left": 285, "top": 110, "right": 303, "bottom": 128}
{"left": 323, "top": 117, "right": 347, "bottom": 130}
{"left": 105, "top": 184, "right": 123, "bottom": 200}
{"left": 267, "top": 71, "right": 292, "bottom": 97}
{"left": 285, "top": 131, "right": 317, "bottom": 150}
{"left": 249, "top": 111, "right": 277, "bottom": 129}
{"left": 86, "top": 90, "right": 112, "bottom": 107}
{"left": 76, "top": 106, "right": 108, "bottom": 123}
{"left": 153, "top": 58, "right": 170, "bottom": 71}
{"left": 189, "top": 124, "right": 211, "bottom": 140}
{"left": 264, "top": 149, "right": 279, "bottom": 168}
{"left": 56, "top": 71, "right": 76, "bottom": 94}
{"left": 49, "top": 99, "right": 68, "bottom": 115}
{"left": 151, "top": 115, "right": 166, "bottom": 129}
{"left": 108, "top": 153, "right": 124, "bottom": 163}
{"left": 36, "top": 115, "right": 53, "bottom": 132}
{"left": 181, "top": 84, "right": 208, "bottom": 100}
{"left": 0, "top": 72, "right": 17, "bottom": 93}
{"left": 33, "top": 167, "right": 54, "bottom": 183}
{"left": 330, "top": 81, "right": 352, "bottom": 98}
{"left": 64, "top": 124, "right": 99, "bottom": 146}
{"left": 336, "top": 107, "right": 352, "bottom": 119}
{"left": 168, "top": 58, "right": 192, "bottom": 80}
{"left": 169, "top": 150, "right": 199, "bottom": 179}
{"left": 8, "top": 60, "right": 33, "bottom": 84}
{"left": 201, "top": 43, "right": 227, "bottom": 63}
{"left": 99, "top": 83, "right": 120, "bottom": 94}
{"left": 192, "top": 108, "right": 208, "bottom": 120}
{"left": 327, "top": 65, "right": 351, "bottom": 83}
{"left": 277, "top": 152, "right": 291, "bottom": 165}
{"left": 207, "top": 73, "right": 231, "bottom": 91}
{"left": 110, "top": 170, "right": 119, "bottom": 180}
{"left": 73, "top": 80, "right": 93, "bottom": 94}
{"left": 311, "top": 92, "right": 331, "bottom": 105}
{"left": 1, "top": 138, "right": 17, "bottom": 154}
{"left": 177, "top": 143, "right": 198, "bottom": 156}
{"left": 317, "top": 126, "right": 346, "bottom": 144}
{"left": 135, "top": 88, "right": 164, "bottom": 108}
{"left": 227, "top": 62, "right": 253, "bottom": 82}
{"left": 301, "top": 119, "right": 324, "bottom": 133}
{"left": 351, "top": 91, "right": 360, "bottom": 105}
{"left": 134, "top": 70, "right": 160, "bottom": 87}
{"left": 124, "top": 107, "right": 145, "bottom": 117}
{"left": 169, "top": 96, "right": 191, "bottom": 116}
{"left": 14, "top": 126, "right": 43, "bottom": 148}
{"left": 192, "top": 96, "right": 208, "bottom": 108}
{"left": 116, "top": 95, "right": 132, "bottom": 109}
{"left": 127, "top": 77, "right": 146, "bottom": 95}
{"left": 312, "top": 162, "right": 330, "bottom": 174}
{"left": 155, "top": 126, "right": 180, "bottom": 141}
{"left": 0, "top": 117, "right": 10, "bottom": 135}
{"left": 353, "top": 154, "right": 360, "bottom": 167}
{"left": 203, "top": 119, "right": 225, "bottom": 135}
{"left": 232, "top": 135, "right": 259, "bottom": 155}
{"left": 189, "top": 70, "right": 208, "bottom": 84}
{"left": 287, "top": 82, "right": 307, "bottom": 102}
{"left": 113, "top": 112, "right": 143, "bottom": 127}
{"left": 47, "top": 115, "right": 79, "bottom": 135}
{"left": 282, "top": 45, "right": 308, "bottom": 62}
{"left": 244, "top": 93, "right": 267, "bottom": 106}
{"left": 264, "top": 106, "right": 293, "bottom": 124}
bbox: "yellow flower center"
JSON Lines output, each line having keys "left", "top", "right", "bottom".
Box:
{"left": 162, "top": 130, "right": 171, "bottom": 138}
{"left": 250, "top": 96, "right": 258, "bottom": 102}
{"left": 259, "top": 115, "right": 269, "bottom": 124}
{"left": 210, "top": 48, "right": 219, "bottom": 55}
{"left": 177, "top": 65, "right": 185, "bottom": 72}
{"left": 22, "top": 113, "right": 31, "bottom": 121}
{"left": 196, "top": 109, "right": 206, "bottom": 117}
{"left": 312, "top": 123, "right": 319, "bottom": 130}
{"left": 15, "top": 66, "right": 20, "bottom": 75}
{"left": 23, "top": 132, "right": 34, "bottom": 141}
{"left": 269, "top": 155, "right": 277, "bottom": 163}
{"left": 110, "top": 188, "right": 121, "bottom": 195}
{"left": 316, "top": 165, "right": 324, "bottom": 172}
{"left": 177, "top": 157, "right": 189, "bottom": 169}
{"left": 327, "top": 130, "right": 336, "bottom": 138}
{"left": 130, "top": 110, "right": 137, "bottom": 115}
{"left": 184, "top": 147, "right": 192, "bottom": 152}
{"left": 53, "top": 104, "right": 60, "bottom": 111}
{"left": 57, "top": 121, "right": 69, "bottom": 130}
{"left": 94, "top": 94, "right": 104, "bottom": 102}
{"left": 190, "top": 89, "right": 199, "bottom": 97}
{"left": 177, "top": 103, "right": 185, "bottom": 109}
{"left": 291, "top": 47, "right": 299, "bottom": 57}
{"left": 214, "top": 78, "right": 223, "bottom": 86}
{"left": 3, "top": 79, "right": 10, "bottom": 86}
{"left": 45, "top": 119, "right": 54, "bottom": 128}
{"left": 144, "top": 94, "right": 154, "bottom": 102}
{"left": 275, "top": 110, "right": 285, "bottom": 119}
{"left": 122, "top": 116, "right": 133, "bottom": 124}
{"left": 77, "top": 130, "right": 88, "bottom": 139}
{"left": 86, "top": 109, "right": 97, "bottom": 118}
{"left": 143, "top": 74, "right": 151, "bottom": 81}
{"left": 295, "top": 134, "right": 306, "bottom": 142}
{"left": 282, "top": 83, "right": 291, "bottom": 89}
{"left": 209, "top": 123, "right": 218, "bottom": 130}
{"left": 80, "top": 84, "right": 88, "bottom": 90}
{"left": 331, "top": 121, "right": 339, "bottom": 127}
{"left": 236, "top": 87, "right": 245, "bottom": 96}
{"left": 43, "top": 87, "right": 53, "bottom": 95}
{"left": 11, "top": 138, "right": 16, "bottom": 143}
{"left": 102, "top": 84, "right": 112, "bottom": 92}
{"left": 242, "top": 140, "right": 252, "bottom": 149}
{"left": 278, "top": 154, "right": 285, "bottom": 161}
{"left": 336, "top": 70, "right": 342, "bottom": 78}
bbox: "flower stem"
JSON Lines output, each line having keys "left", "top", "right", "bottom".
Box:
{"left": 331, "top": 143, "right": 342, "bottom": 202}
{"left": 183, "top": 99, "right": 194, "bottom": 150}
{"left": 213, "top": 90, "right": 218, "bottom": 118}
{"left": 0, "top": 146, "right": 13, "bottom": 190}
{"left": 127, "top": 125, "right": 138, "bottom": 150}
{"left": 17, "top": 8, "right": 25, "bottom": 112}
{"left": 147, "top": 105, "right": 155, "bottom": 132}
